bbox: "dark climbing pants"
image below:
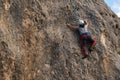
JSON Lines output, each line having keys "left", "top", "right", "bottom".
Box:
{"left": 80, "top": 33, "right": 96, "bottom": 56}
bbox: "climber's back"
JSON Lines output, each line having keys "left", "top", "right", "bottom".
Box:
{"left": 77, "top": 19, "right": 89, "bottom": 35}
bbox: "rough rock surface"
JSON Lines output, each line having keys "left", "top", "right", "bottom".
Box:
{"left": 0, "top": 0, "right": 120, "bottom": 80}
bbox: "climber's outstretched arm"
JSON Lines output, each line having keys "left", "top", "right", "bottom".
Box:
{"left": 84, "top": 20, "right": 89, "bottom": 27}
{"left": 66, "top": 23, "right": 78, "bottom": 30}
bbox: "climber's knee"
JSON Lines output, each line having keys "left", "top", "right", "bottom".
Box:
{"left": 90, "top": 38, "right": 96, "bottom": 48}
{"left": 92, "top": 38, "right": 96, "bottom": 44}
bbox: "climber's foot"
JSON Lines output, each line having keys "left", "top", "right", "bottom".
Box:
{"left": 82, "top": 55, "right": 89, "bottom": 59}
{"left": 88, "top": 48, "right": 94, "bottom": 53}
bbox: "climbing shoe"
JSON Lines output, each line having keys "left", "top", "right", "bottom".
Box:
{"left": 88, "top": 48, "right": 93, "bottom": 53}
{"left": 82, "top": 55, "right": 89, "bottom": 59}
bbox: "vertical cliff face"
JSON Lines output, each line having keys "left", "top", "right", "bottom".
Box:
{"left": 0, "top": 0, "right": 120, "bottom": 80}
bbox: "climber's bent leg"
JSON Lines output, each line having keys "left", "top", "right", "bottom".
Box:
{"left": 81, "top": 41, "right": 89, "bottom": 59}
{"left": 81, "top": 42, "right": 87, "bottom": 56}
{"left": 90, "top": 38, "right": 96, "bottom": 49}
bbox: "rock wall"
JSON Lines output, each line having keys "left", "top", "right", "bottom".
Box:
{"left": 0, "top": 0, "right": 120, "bottom": 80}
